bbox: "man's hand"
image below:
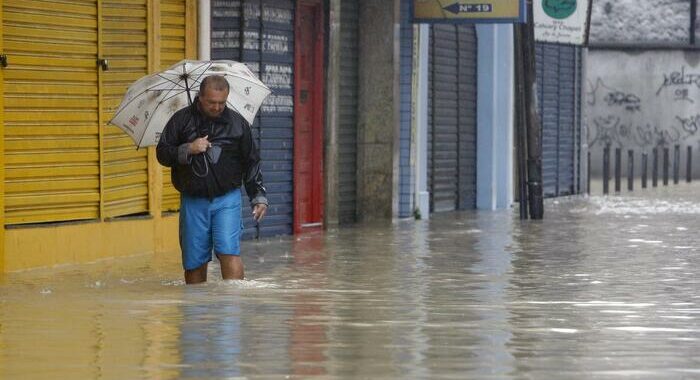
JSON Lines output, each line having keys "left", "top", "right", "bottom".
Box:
{"left": 188, "top": 135, "right": 211, "bottom": 155}
{"left": 253, "top": 203, "right": 268, "bottom": 222}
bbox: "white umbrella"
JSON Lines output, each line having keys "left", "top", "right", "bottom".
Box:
{"left": 109, "top": 59, "right": 271, "bottom": 148}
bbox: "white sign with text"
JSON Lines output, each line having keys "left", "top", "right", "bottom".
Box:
{"left": 534, "top": 0, "right": 590, "bottom": 45}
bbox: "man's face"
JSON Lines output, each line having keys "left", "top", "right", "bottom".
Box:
{"left": 198, "top": 87, "right": 229, "bottom": 119}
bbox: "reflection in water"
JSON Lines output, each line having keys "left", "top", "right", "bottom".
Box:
{"left": 391, "top": 221, "right": 431, "bottom": 378}
{"left": 0, "top": 260, "right": 185, "bottom": 379}
{"left": 143, "top": 301, "right": 181, "bottom": 380}
{"left": 1, "top": 184, "right": 700, "bottom": 378}
{"left": 179, "top": 286, "right": 242, "bottom": 379}
{"left": 289, "top": 233, "right": 328, "bottom": 376}
{"left": 472, "top": 212, "right": 516, "bottom": 376}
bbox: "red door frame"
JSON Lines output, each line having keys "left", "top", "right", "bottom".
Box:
{"left": 293, "top": 0, "right": 325, "bottom": 234}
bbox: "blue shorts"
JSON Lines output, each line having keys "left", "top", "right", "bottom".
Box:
{"left": 179, "top": 189, "right": 243, "bottom": 270}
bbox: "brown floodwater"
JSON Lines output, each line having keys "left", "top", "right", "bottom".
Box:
{"left": 1, "top": 183, "right": 699, "bottom": 379}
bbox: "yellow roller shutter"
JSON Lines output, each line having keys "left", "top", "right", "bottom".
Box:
{"left": 160, "top": 0, "right": 187, "bottom": 212}
{"left": 3, "top": 0, "right": 100, "bottom": 224}
{"left": 100, "top": 0, "right": 149, "bottom": 218}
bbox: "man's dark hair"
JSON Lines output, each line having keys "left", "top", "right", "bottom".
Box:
{"left": 199, "top": 75, "right": 230, "bottom": 95}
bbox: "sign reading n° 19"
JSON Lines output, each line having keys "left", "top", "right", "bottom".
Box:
{"left": 412, "top": 0, "right": 526, "bottom": 23}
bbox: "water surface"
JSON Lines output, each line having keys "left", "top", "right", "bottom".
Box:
{"left": 1, "top": 184, "right": 699, "bottom": 379}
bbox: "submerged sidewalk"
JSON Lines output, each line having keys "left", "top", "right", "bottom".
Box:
{"left": 1, "top": 183, "right": 699, "bottom": 379}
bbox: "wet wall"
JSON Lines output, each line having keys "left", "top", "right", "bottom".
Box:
{"left": 356, "top": 0, "right": 400, "bottom": 222}
{"left": 586, "top": 50, "right": 700, "bottom": 179}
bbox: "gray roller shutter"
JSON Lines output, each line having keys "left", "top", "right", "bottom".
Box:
{"left": 212, "top": 0, "right": 294, "bottom": 238}
{"left": 338, "top": 0, "right": 359, "bottom": 224}
{"left": 428, "top": 24, "right": 477, "bottom": 213}
{"left": 536, "top": 42, "right": 581, "bottom": 197}
{"left": 457, "top": 26, "right": 477, "bottom": 209}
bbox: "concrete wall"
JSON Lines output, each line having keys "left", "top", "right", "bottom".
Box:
{"left": 589, "top": 0, "right": 691, "bottom": 44}
{"left": 585, "top": 0, "right": 700, "bottom": 188}
{"left": 586, "top": 50, "right": 700, "bottom": 178}
{"left": 356, "top": 0, "right": 400, "bottom": 222}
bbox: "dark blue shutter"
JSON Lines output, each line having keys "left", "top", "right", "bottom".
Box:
{"left": 212, "top": 0, "right": 295, "bottom": 238}
{"left": 536, "top": 42, "right": 581, "bottom": 197}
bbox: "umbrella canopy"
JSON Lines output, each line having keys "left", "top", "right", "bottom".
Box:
{"left": 109, "top": 59, "right": 271, "bottom": 148}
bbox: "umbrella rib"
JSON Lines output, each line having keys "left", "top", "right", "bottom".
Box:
{"left": 190, "top": 61, "right": 213, "bottom": 75}
{"left": 152, "top": 74, "right": 190, "bottom": 104}
{"left": 223, "top": 73, "right": 271, "bottom": 88}
{"left": 110, "top": 75, "right": 186, "bottom": 121}
{"left": 135, "top": 96, "right": 170, "bottom": 148}
{"left": 133, "top": 78, "right": 194, "bottom": 146}
{"left": 189, "top": 62, "right": 215, "bottom": 86}
{"left": 126, "top": 78, "right": 186, "bottom": 146}
{"left": 136, "top": 95, "right": 196, "bottom": 148}
{"left": 182, "top": 61, "right": 212, "bottom": 103}
{"left": 188, "top": 62, "right": 271, "bottom": 90}
{"left": 132, "top": 65, "right": 205, "bottom": 146}
{"left": 136, "top": 74, "right": 189, "bottom": 108}
{"left": 159, "top": 91, "right": 188, "bottom": 103}
{"left": 156, "top": 73, "right": 188, "bottom": 88}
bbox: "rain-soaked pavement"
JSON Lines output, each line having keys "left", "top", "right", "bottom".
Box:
{"left": 1, "top": 184, "right": 700, "bottom": 379}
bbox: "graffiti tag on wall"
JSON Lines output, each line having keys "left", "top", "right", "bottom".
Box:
{"left": 587, "top": 51, "right": 700, "bottom": 153}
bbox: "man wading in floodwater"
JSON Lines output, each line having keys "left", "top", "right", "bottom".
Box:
{"left": 156, "top": 75, "right": 268, "bottom": 284}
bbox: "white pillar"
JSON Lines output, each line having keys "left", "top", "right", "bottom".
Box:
{"left": 413, "top": 24, "right": 430, "bottom": 219}
{"left": 198, "top": 0, "right": 211, "bottom": 60}
{"left": 476, "top": 24, "right": 514, "bottom": 210}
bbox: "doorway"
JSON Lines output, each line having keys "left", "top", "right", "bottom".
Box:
{"left": 293, "top": 0, "right": 324, "bottom": 234}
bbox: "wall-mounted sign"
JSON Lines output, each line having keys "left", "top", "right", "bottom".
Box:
{"left": 534, "top": 0, "right": 591, "bottom": 45}
{"left": 412, "top": 0, "right": 526, "bottom": 23}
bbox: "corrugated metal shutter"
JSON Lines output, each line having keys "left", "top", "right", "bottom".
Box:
{"left": 456, "top": 25, "right": 477, "bottom": 209}
{"left": 430, "top": 25, "right": 459, "bottom": 212}
{"left": 428, "top": 24, "right": 477, "bottom": 213}
{"left": 427, "top": 32, "right": 433, "bottom": 212}
{"left": 338, "top": 0, "right": 358, "bottom": 224}
{"left": 212, "top": 0, "right": 295, "bottom": 238}
{"left": 398, "top": 0, "right": 413, "bottom": 218}
{"left": 101, "top": 0, "right": 149, "bottom": 218}
{"left": 574, "top": 48, "right": 581, "bottom": 189}
{"left": 536, "top": 42, "right": 580, "bottom": 197}
{"left": 160, "top": 0, "right": 187, "bottom": 212}
{"left": 3, "top": 1, "right": 100, "bottom": 224}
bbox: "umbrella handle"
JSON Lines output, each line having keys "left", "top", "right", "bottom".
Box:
{"left": 183, "top": 75, "right": 192, "bottom": 105}
{"left": 192, "top": 154, "right": 209, "bottom": 178}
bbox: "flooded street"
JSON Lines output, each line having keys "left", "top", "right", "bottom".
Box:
{"left": 2, "top": 184, "right": 700, "bottom": 379}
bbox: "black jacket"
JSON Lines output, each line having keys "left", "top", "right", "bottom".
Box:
{"left": 156, "top": 100, "right": 267, "bottom": 206}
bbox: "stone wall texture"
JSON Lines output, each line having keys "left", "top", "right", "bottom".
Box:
{"left": 589, "top": 0, "right": 691, "bottom": 44}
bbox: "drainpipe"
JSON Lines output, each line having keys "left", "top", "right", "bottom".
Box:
{"left": 325, "top": 0, "right": 341, "bottom": 227}
{"left": 198, "top": 0, "right": 211, "bottom": 60}
{"left": 521, "top": 0, "right": 543, "bottom": 219}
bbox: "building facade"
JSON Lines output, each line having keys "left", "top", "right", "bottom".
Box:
{"left": 0, "top": 0, "right": 198, "bottom": 271}
{"left": 1, "top": 0, "right": 587, "bottom": 271}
